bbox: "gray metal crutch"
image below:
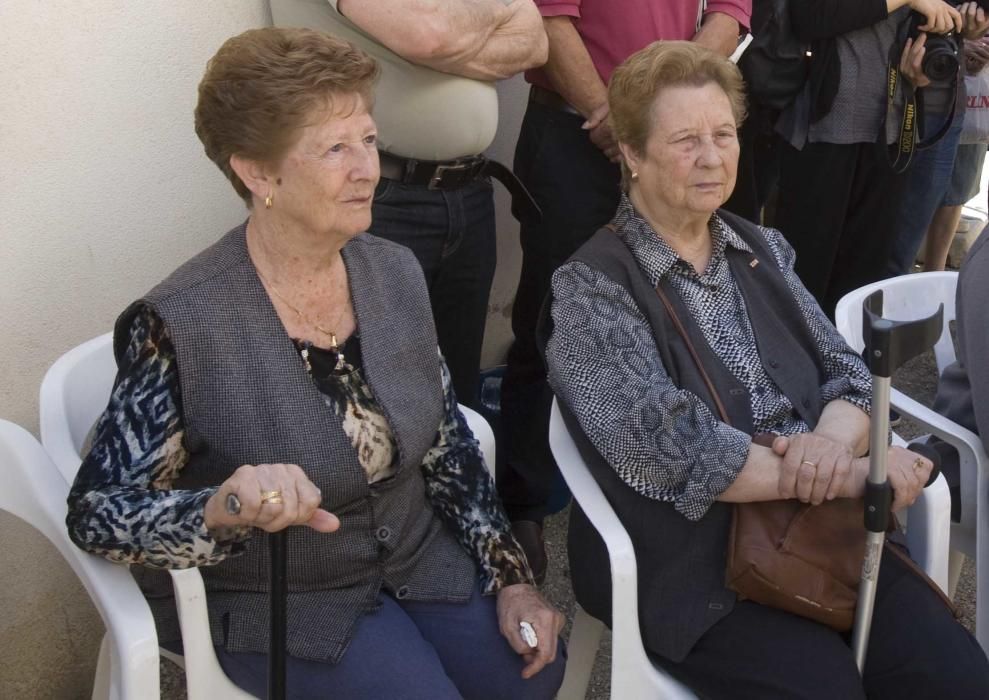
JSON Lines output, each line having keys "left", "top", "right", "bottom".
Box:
{"left": 851, "top": 289, "right": 943, "bottom": 671}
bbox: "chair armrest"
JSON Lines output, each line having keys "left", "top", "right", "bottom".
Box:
{"left": 0, "top": 421, "right": 160, "bottom": 699}
{"left": 891, "top": 388, "right": 989, "bottom": 535}
{"left": 548, "top": 402, "right": 639, "bottom": 630}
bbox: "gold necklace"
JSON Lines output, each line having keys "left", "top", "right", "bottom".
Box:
{"left": 254, "top": 266, "right": 347, "bottom": 370}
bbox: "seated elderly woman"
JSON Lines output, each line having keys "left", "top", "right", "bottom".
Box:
{"left": 66, "top": 27, "right": 565, "bottom": 700}
{"left": 544, "top": 41, "right": 989, "bottom": 698}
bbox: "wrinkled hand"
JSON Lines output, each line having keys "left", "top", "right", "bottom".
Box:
{"left": 959, "top": 2, "right": 989, "bottom": 39}
{"left": 887, "top": 446, "right": 934, "bottom": 512}
{"left": 910, "top": 0, "right": 963, "bottom": 34}
{"left": 496, "top": 584, "right": 565, "bottom": 679}
{"left": 773, "top": 433, "right": 855, "bottom": 505}
{"left": 582, "top": 102, "right": 621, "bottom": 163}
{"left": 204, "top": 463, "right": 340, "bottom": 534}
{"left": 965, "top": 37, "right": 989, "bottom": 73}
{"left": 901, "top": 34, "right": 932, "bottom": 87}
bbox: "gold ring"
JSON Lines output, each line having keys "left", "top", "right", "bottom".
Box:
{"left": 800, "top": 460, "right": 817, "bottom": 468}
{"left": 260, "top": 489, "right": 283, "bottom": 505}
{"left": 913, "top": 458, "right": 926, "bottom": 472}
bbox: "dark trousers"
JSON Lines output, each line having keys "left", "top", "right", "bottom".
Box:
{"left": 723, "top": 104, "right": 782, "bottom": 224}
{"left": 654, "top": 549, "right": 989, "bottom": 699}
{"left": 368, "top": 177, "right": 496, "bottom": 408}
{"left": 774, "top": 140, "right": 907, "bottom": 318}
{"left": 499, "top": 100, "right": 621, "bottom": 521}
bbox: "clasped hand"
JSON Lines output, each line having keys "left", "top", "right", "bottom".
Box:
{"left": 773, "top": 435, "right": 932, "bottom": 511}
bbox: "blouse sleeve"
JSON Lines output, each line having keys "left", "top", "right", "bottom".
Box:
{"left": 759, "top": 227, "right": 873, "bottom": 415}
{"left": 546, "top": 261, "right": 752, "bottom": 522}
{"left": 65, "top": 305, "right": 250, "bottom": 568}
{"left": 419, "top": 350, "right": 534, "bottom": 593}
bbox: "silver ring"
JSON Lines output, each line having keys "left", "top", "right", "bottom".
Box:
{"left": 519, "top": 620, "right": 538, "bottom": 648}
{"left": 225, "top": 493, "right": 242, "bottom": 516}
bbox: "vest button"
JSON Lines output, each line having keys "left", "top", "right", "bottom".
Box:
{"left": 395, "top": 585, "right": 410, "bottom": 599}
{"left": 769, "top": 359, "right": 780, "bottom": 369}
{"left": 376, "top": 526, "right": 391, "bottom": 542}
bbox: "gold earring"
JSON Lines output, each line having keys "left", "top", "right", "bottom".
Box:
{"left": 264, "top": 193, "right": 273, "bottom": 209}
{"left": 631, "top": 171, "right": 639, "bottom": 181}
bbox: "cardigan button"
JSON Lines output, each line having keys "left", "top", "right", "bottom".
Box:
{"left": 395, "top": 585, "right": 410, "bottom": 599}
{"left": 376, "top": 526, "right": 392, "bottom": 542}
{"left": 768, "top": 359, "right": 780, "bottom": 369}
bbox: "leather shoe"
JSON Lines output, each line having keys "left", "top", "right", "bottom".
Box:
{"left": 511, "top": 520, "right": 547, "bottom": 585}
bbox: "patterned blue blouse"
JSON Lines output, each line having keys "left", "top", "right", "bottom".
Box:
{"left": 546, "top": 195, "right": 874, "bottom": 522}
{"left": 66, "top": 305, "right": 531, "bottom": 593}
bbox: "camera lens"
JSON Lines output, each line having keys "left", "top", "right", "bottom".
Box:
{"left": 923, "top": 40, "right": 959, "bottom": 83}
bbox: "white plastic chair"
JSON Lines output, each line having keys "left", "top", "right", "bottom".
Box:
{"left": 40, "top": 332, "right": 497, "bottom": 699}
{"left": 550, "top": 388, "right": 954, "bottom": 699}
{"left": 549, "top": 399, "right": 695, "bottom": 700}
{"left": 836, "top": 271, "right": 988, "bottom": 650}
{"left": 0, "top": 418, "right": 161, "bottom": 700}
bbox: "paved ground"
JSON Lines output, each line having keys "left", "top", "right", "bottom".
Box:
{"left": 159, "top": 351, "right": 978, "bottom": 699}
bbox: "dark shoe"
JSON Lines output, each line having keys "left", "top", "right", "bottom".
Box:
{"left": 511, "top": 520, "right": 548, "bottom": 585}
{"left": 889, "top": 408, "right": 902, "bottom": 427}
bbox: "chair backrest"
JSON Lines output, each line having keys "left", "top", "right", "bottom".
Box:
{"left": 0, "top": 418, "right": 161, "bottom": 698}
{"left": 40, "top": 332, "right": 115, "bottom": 482}
{"left": 548, "top": 399, "right": 696, "bottom": 699}
{"left": 834, "top": 272, "right": 959, "bottom": 375}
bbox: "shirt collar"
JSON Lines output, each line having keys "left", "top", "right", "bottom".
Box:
{"left": 610, "top": 194, "right": 752, "bottom": 286}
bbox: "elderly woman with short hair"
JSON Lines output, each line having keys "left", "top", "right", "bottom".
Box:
{"left": 66, "top": 27, "right": 564, "bottom": 700}
{"left": 544, "top": 40, "right": 989, "bottom": 698}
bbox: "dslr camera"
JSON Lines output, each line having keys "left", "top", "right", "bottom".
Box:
{"left": 908, "top": 0, "right": 989, "bottom": 85}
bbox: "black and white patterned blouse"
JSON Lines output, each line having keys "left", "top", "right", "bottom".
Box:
{"left": 66, "top": 305, "right": 530, "bottom": 593}
{"left": 546, "top": 195, "right": 873, "bottom": 521}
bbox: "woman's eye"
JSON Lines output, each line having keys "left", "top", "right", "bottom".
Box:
{"left": 328, "top": 143, "right": 345, "bottom": 154}
{"left": 364, "top": 134, "right": 377, "bottom": 146}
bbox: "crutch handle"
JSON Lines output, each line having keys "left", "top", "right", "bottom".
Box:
{"left": 862, "top": 290, "right": 943, "bottom": 379}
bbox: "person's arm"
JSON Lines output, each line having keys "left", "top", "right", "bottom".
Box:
{"left": 693, "top": 12, "right": 743, "bottom": 57}
{"left": 419, "top": 351, "right": 533, "bottom": 593}
{"left": 789, "top": 0, "right": 959, "bottom": 42}
{"left": 65, "top": 306, "right": 252, "bottom": 568}
{"left": 337, "top": 0, "right": 548, "bottom": 81}
{"left": 957, "top": 237, "right": 989, "bottom": 448}
{"left": 547, "top": 261, "right": 755, "bottom": 521}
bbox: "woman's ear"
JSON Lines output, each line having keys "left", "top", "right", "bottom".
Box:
{"left": 618, "top": 141, "right": 640, "bottom": 176}
{"left": 229, "top": 154, "right": 272, "bottom": 201}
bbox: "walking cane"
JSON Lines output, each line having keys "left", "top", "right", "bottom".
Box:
{"left": 851, "top": 289, "right": 943, "bottom": 672}
{"left": 269, "top": 529, "right": 288, "bottom": 700}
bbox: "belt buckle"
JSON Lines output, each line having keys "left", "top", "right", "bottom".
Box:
{"left": 428, "top": 162, "right": 471, "bottom": 190}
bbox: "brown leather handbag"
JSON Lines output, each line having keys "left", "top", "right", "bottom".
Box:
{"left": 653, "top": 286, "right": 952, "bottom": 632}
{"left": 725, "top": 495, "right": 866, "bottom": 631}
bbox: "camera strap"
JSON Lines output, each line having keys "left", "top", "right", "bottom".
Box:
{"left": 884, "top": 26, "right": 961, "bottom": 174}
{"left": 885, "top": 61, "right": 920, "bottom": 174}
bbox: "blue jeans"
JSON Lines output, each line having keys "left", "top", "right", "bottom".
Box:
{"left": 887, "top": 114, "right": 964, "bottom": 276}
{"left": 213, "top": 584, "right": 566, "bottom": 700}
{"left": 368, "top": 177, "right": 497, "bottom": 408}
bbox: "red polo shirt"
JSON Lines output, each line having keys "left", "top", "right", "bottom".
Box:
{"left": 528, "top": 0, "right": 751, "bottom": 89}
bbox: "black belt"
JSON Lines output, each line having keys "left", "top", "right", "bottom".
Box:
{"left": 528, "top": 85, "right": 581, "bottom": 116}
{"left": 379, "top": 151, "right": 541, "bottom": 221}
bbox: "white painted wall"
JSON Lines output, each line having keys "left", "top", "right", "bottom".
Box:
{"left": 0, "top": 1, "right": 526, "bottom": 695}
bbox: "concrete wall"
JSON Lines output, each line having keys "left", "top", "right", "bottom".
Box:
{"left": 0, "top": 2, "right": 526, "bottom": 696}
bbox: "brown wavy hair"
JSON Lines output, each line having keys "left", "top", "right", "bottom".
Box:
{"left": 195, "top": 27, "right": 379, "bottom": 205}
{"left": 608, "top": 40, "right": 747, "bottom": 189}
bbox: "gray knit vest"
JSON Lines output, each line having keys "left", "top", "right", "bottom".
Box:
{"left": 540, "top": 211, "right": 829, "bottom": 662}
{"left": 116, "top": 225, "right": 477, "bottom": 663}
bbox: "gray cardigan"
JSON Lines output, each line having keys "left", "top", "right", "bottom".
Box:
{"left": 116, "top": 225, "right": 477, "bottom": 662}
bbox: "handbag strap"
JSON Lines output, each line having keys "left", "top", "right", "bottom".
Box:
{"left": 654, "top": 285, "right": 733, "bottom": 426}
